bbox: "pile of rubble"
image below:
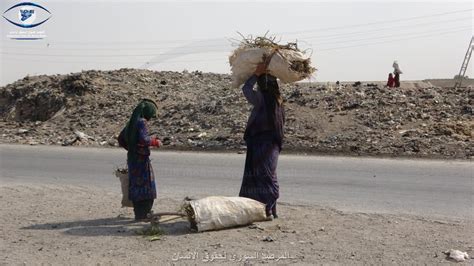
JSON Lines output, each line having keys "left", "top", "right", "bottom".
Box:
{"left": 1, "top": 69, "right": 472, "bottom": 159}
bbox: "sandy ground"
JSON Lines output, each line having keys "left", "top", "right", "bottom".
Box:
{"left": 0, "top": 183, "right": 472, "bottom": 265}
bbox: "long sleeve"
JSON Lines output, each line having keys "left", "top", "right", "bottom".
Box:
{"left": 137, "top": 119, "right": 152, "bottom": 146}
{"left": 242, "top": 75, "right": 262, "bottom": 106}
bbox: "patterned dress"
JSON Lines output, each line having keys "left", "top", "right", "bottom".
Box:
{"left": 126, "top": 118, "right": 157, "bottom": 202}
{"left": 239, "top": 75, "right": 284, "bottom": 216}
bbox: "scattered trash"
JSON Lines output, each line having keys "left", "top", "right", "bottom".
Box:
{"left": 17, "top": 129, "right": 29, "bottom": 134}
{"left": 1, "top": 68, "right": 471, "bottom": 159}
{"left": 210, "top": 243, "right": 223, "bottom": 249}
{"left": 262, "top": 236, "right": 274, "bottom": 242}
{"left": 147, "top": 235, "right": 161, "bottom": 242}
{"left": 62, "top": 130, "right": 95, "bottom": 146}
{"left": 248, "top": 224, "right": 265, "bottom": 231}
{"left": 74, "top": 130, "right": 94, "bottom": 140}
{"left": 443, "top": 249, "right": 470, "bottom": 262}
{"left": 197, "top": 132, "right": 207, "bottom": 138}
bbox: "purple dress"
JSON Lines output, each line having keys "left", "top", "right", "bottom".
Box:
{"left": 239, "top": 75, "right": 284, "bottom": 216}
{"left": 119, "top": 118, "right": 157, "bottom": 202}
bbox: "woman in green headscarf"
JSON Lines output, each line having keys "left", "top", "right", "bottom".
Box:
{"left": 118, "top": 99, "right": 162, "bottom": 220}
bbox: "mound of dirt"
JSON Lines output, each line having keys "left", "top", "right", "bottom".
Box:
{"left": 0, "top": 69, "right": 472, "bottom": 159}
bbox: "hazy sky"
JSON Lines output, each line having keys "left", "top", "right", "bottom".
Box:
{"left": 0, "top": 0, "right": 472, "bottom": 85}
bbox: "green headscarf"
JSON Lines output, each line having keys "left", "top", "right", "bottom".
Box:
{"left": 125, "top": 99, "right": 158, "bottom": 161}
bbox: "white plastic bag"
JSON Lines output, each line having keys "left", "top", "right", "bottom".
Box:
{"left": 445, "top": 249, "right": 470, "bottom": 262}
{"left": 183, "top": 196, "right": 267, "bottom": 232}
{"left": 115, "top": 169, "right": 133, "bottom": 208}
{"left": 229, "top": 47, "right": 314, "bottom": 88}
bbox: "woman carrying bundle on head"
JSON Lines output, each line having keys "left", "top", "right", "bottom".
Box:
{"left": 118, "top": 99, "right": 162, "bottom": 221}
{"left": 239, "top": 62, "right": 285, "bottom": 220}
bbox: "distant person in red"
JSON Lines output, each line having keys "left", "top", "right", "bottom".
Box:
{"left": 386, "top": 73, "right": 395, "bottom": 88}
{"left": 394, "top": 71, "right": 401, "bottom": 87}
{"left": 392, "top": 60, "right": 402, "bottom": 87}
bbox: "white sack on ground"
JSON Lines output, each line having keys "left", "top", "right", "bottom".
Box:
{"left": 183, "top": 196, "right": 267, "bottom": 232}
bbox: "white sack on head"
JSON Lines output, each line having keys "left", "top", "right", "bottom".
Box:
{"left": 229, "top": 46, "right": 315, "bottom": 88}
{"left": 393, "top": 60, "right": 403, "bottom": 74}
{"left": 183, "top": 196, "right": 267, "bottom": 232}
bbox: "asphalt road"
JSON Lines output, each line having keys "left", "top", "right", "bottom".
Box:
{"left": 1, "top": 144, "right": 472, "bottom": 220}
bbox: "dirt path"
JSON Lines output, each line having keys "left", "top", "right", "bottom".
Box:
{"left": 1, "top": 184, "right": 472, "bottom": 265}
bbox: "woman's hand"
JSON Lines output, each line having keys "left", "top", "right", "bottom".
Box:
{"left": 254, "top": 62, "right": 267, "bottom": 76}
{"left": 150, "top": 137, "right": 162, "bottom": 148}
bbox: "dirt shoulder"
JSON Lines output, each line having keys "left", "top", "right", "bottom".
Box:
{"left": 1, "top": 184, "right": 472, "bottom": 265}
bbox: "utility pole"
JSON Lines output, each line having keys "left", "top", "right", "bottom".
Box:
{"left": 454, "top": 36, "right": 473, "bottom": 89}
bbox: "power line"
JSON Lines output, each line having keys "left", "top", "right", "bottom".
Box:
{"left": 0, "top": 56, "right": 225, "bottom": 64}
{"left": 2, "top": 16, "right": 471, "bottom": 52}
{"left": 1, "top": 42, "right": 233, "bottom": 51}
{"left": 278, "top": 8, "right": 473, "bottom": 35}
{"left": 2, "top": 27, "right": 468, "bottom": 65}
{"left": 296, "top": 17, "right": 472, "bottom": 41}
{"left": 2, "top": 25, "right": 470, "bottom": 57}
{"left": 2, "top": 8, "right": 471, "bottom": 48}
{"left": 313, "top": 25, "right": 472, "bottom": 46}
{"left": 318, "top": 28, "right": 470, "bottom": 51}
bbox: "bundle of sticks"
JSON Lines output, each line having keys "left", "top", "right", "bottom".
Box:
{"left": 229, "top": 33, "right": 316, "bottom": 88}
